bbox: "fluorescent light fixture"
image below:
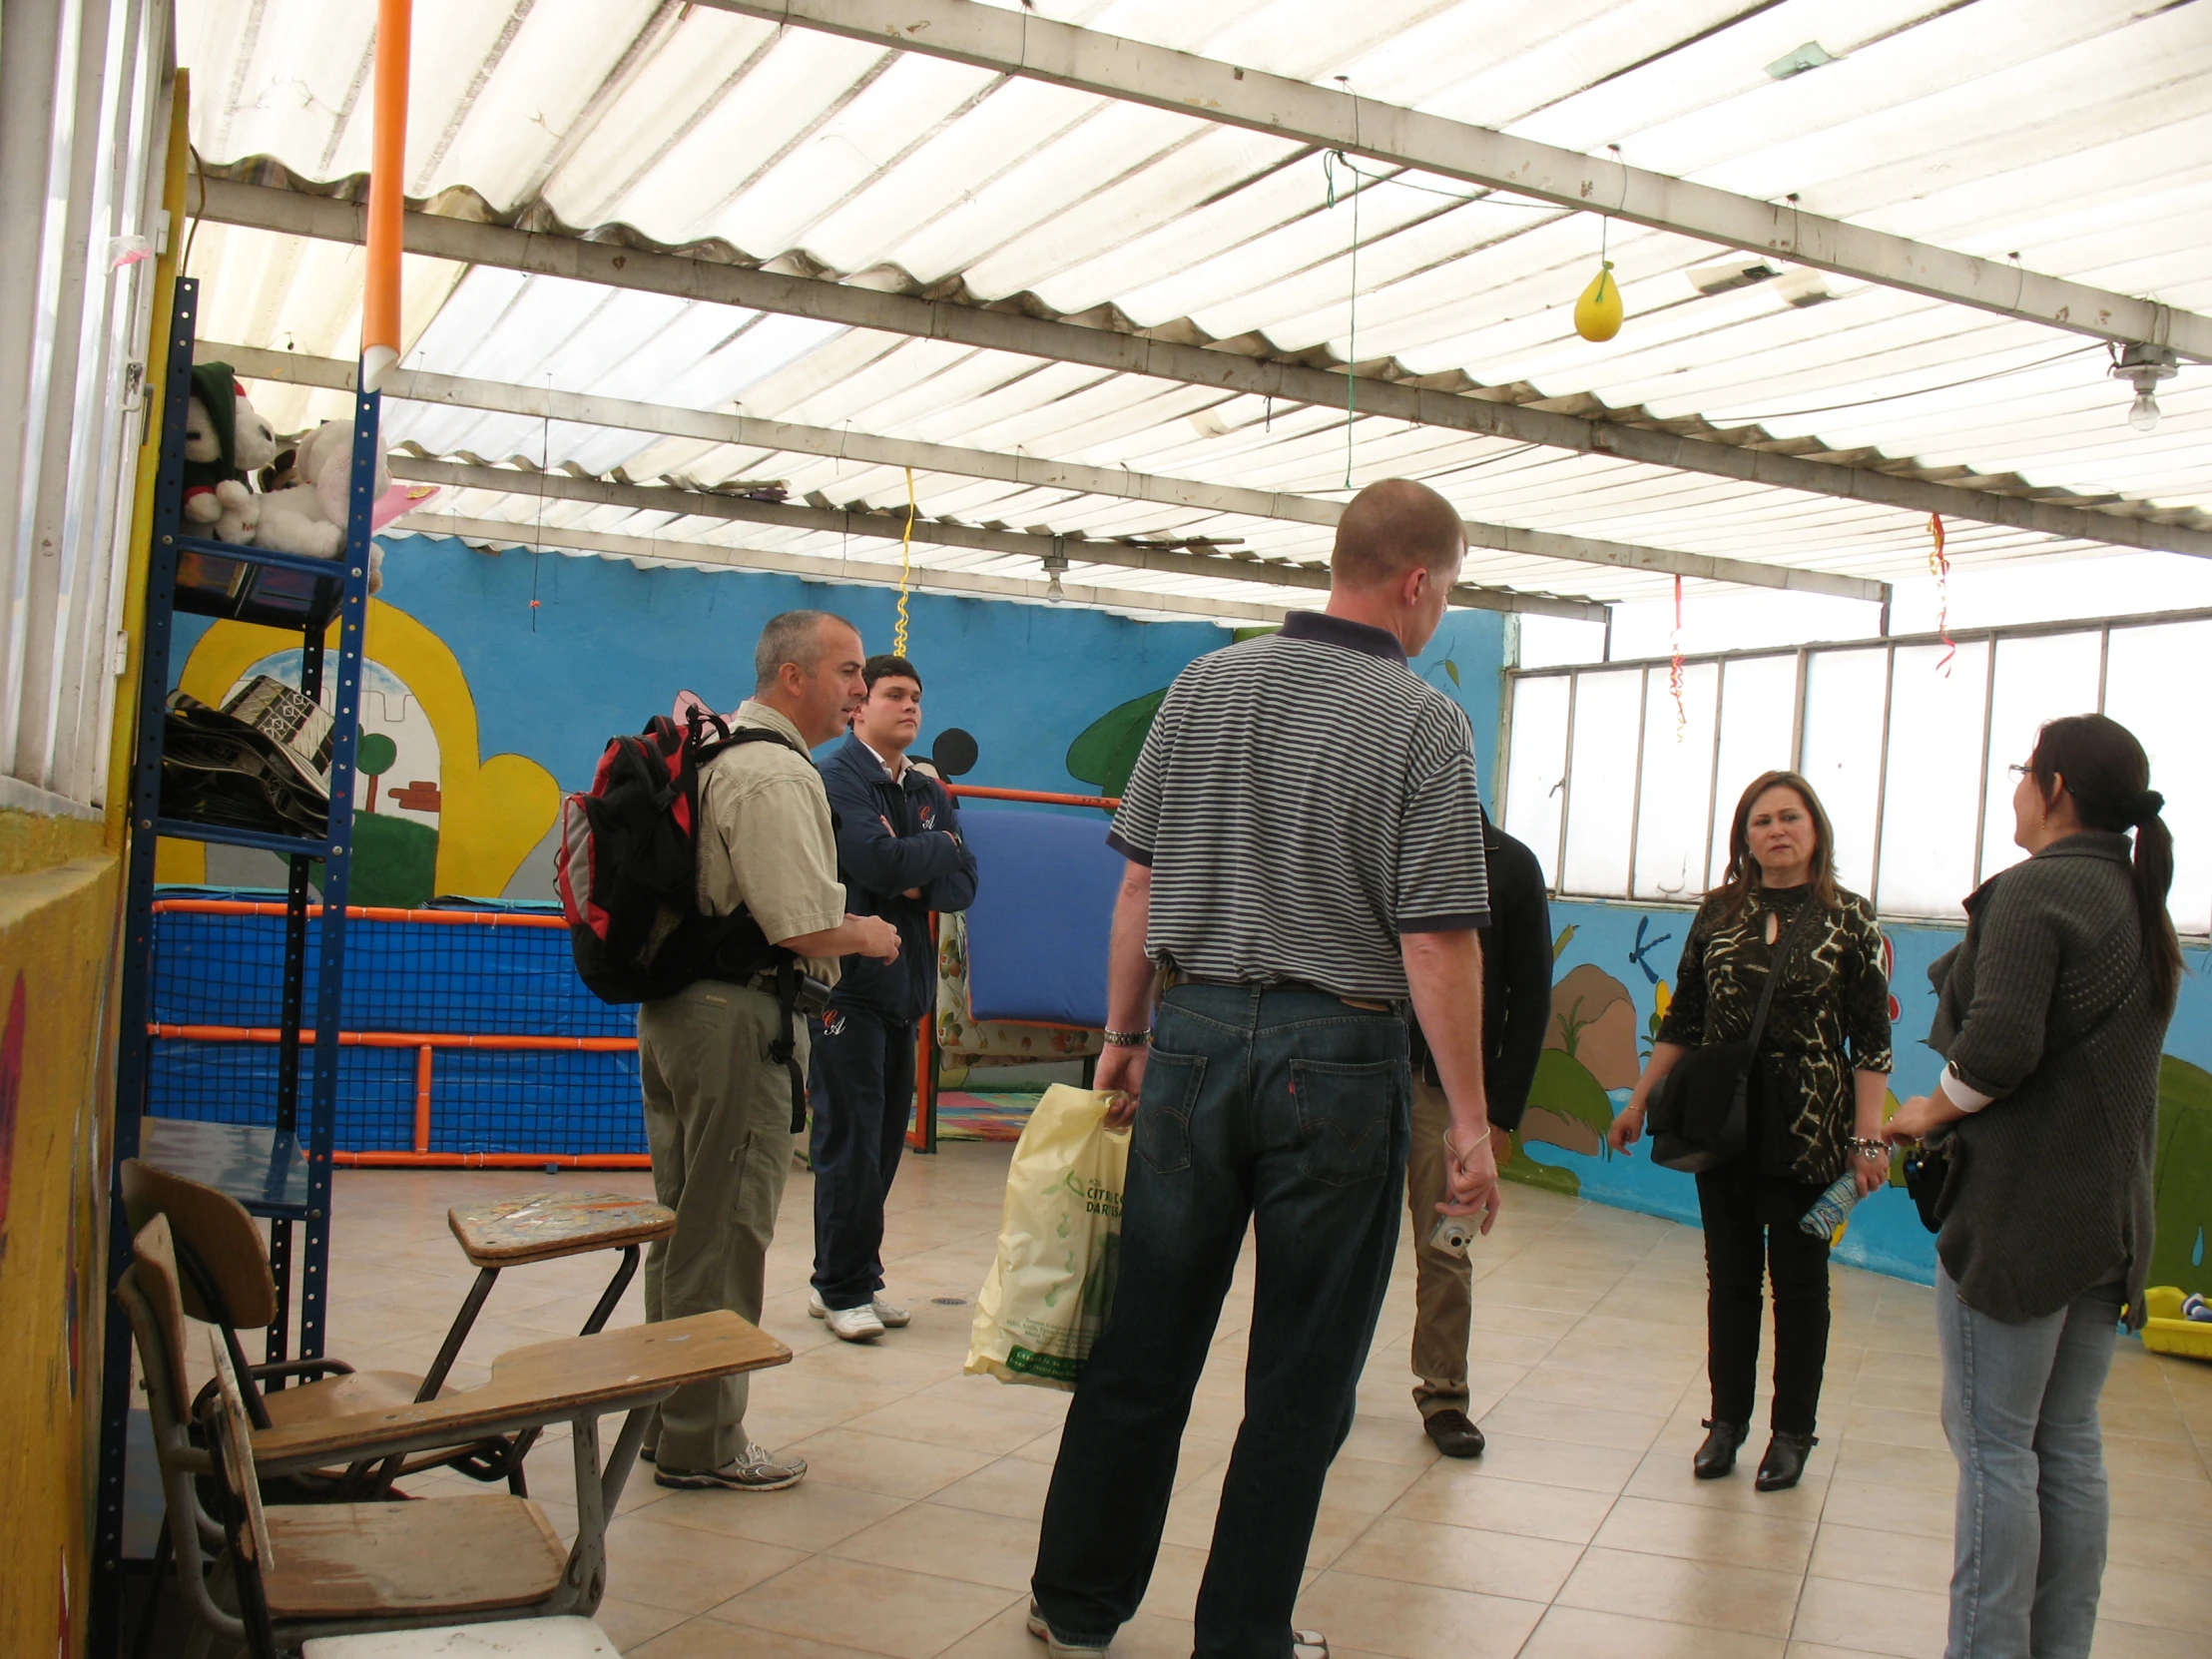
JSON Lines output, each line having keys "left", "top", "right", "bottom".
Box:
{"left": 1687, "top": 260, "right": 1781, "bottom": 296}
{"left": 1765, "top": 42, "right": 1837, "bottom": 80}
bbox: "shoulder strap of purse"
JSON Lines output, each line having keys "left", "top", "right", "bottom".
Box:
{"left": 1743, "top": 900, "right": 1822, "bottom": 1055}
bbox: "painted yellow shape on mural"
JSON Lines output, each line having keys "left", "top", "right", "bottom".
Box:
{"left": 156, "top": 599, "right": 559, "bottom": 899}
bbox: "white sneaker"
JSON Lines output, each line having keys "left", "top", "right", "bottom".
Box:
{"left": 1026, "top": 1600, "right": 1109, "bottom": 1658}
{"left": 822, "top": 1301, "right": 885, "bottom": 1342}
{"left": 810, "top": 1289, "right": 909, "bottom": 1329}
{"left": 652, "top": 1442, "right": 807, "bottom": 1491}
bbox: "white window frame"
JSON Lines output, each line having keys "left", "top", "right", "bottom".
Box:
{"left": 1501, "top": 607, "right": 2212, "bottom": 937}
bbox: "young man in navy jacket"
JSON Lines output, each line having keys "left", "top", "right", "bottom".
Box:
{"left": 809, "top": 654, "right": 980, "bottom": 1341}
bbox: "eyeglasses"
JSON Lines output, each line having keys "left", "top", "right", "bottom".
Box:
{"left": 2006, "top": 764, "right": 2033, "bottom": 780}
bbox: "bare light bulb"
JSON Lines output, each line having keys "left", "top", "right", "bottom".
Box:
{"left": 2128, "top": 392, "right": 2161, "bottom": 433}
{"left": 1045, "top": 570, "right": 1065, "bottom": 603}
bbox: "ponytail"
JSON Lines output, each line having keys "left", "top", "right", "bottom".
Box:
{"left": 2028, "top": 715, "right": 2183, "bottom": 1011}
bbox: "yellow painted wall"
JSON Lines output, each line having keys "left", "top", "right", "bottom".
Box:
{"left": 0, "top": 855, "right": 123, "bottom": 1655}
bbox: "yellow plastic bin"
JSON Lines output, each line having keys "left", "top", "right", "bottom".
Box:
{"left": 2140, "top": 1287, "right": 2212, "bottom": 1362}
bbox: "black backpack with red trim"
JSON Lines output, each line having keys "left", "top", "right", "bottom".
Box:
{"left": 556, "top": 710, "right": 799, "bottom": 1006}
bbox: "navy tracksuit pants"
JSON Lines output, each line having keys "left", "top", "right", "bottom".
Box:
{"left": 806, "top": 1001, "right": 917, "bottom": 1312}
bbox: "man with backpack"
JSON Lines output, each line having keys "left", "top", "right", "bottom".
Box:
{"left": 809, "top": 655, "right": 979, "bottom": 1342}
{"left": 635, "top": 610, "right": 899, "bottom": 1493}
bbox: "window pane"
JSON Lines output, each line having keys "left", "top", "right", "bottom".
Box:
{"left": 1799, "top": 649, "right": 1888, "bottom": 896}
{"left": 1979, "top": 633, "right": 2102, "bottom": 885}
{"left": 1708, "top": 655, "right": 1800, "bottom": 888}
{"left": 1634, "top": 661, "right": 1719, "bottom": 902}
{"left": 1502, "top": 675, "right": 1570, "bottom": 888}
{"left": 2102, "top": 621, "right": 2212, "bottom": 936}
{"left": 1561, "top": 669, "right": 1643, "bottom": 897}
{"left": 1877, "top": 641, "right": 1990, "bottom": 919}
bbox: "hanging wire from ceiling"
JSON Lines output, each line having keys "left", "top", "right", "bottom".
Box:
{"left": 1324, "top": 147, "right": 1364, "bottom": 491}
{"left": 894, "top": 466, "right": 915, "bottom": 657}
{"left": 1702, "top": 344, "right": 2103, "bottom": 428}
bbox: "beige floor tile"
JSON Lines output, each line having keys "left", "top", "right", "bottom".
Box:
{"left": 1591, "top": 1494, "right": 1818, "bottom": 1573}
{"left": 1320, "top": 1453, "right": 1429, "bottom": 1516}
{"left": 931, "top": 1453, "right": 1055, "bottom": 1521}
{"left": 1333, "top": 1514, "right": 1585, "bottom": 1601}
{"left": 2105, "top": 1510, "right": 2212, "bottom": 1572}
{"left": 841, "top": 1394, "right": 1066, "bottom": 1456}
{"left": 591, "top": 1594, "right": 693, "bottom": 1654}
{"left": 215, "top": 1157, "right": 2211, "bottom": 1659}
{"left": 708, "top": 1556, "right": 1022, "bottom": 1659}
{"left": 1819, "top": 1475, "right": 1953, "bottom": 1539}
{"left": 1807, "top": 1521, "right": 1951, "bottom": 1595}
{"left": 1789, "top": 1575, "right": 1949, "bottom": 1658}
{"left": 632, "top": 1620, "right": 890, "bottom": 1659}
{"left": 1479, "top": 1397, "right": 1667, "bottom": 1453}
{"left": 646, "top": 1477, "right": 909, "bottom": 1551}
{"left": 1294, "top": 1568, "right": 1548, "bottom": 1659}
{"left": 1459, "top": 1429, "right": 1642, "bottom": 1494}
{"left": 1386, "top": 1467, "right": 1618, "bottom": 1544}
{"left": 785, "top": 1426, "right": 998, "bottom": 1499}
{"left": 601, "top": 1513, "right": 812, "bottom": 1614}
{"left": 2099, "top": 1560, "right": 2212, "bottom": 1631}
{"left": 1521, "top": 1604, "right": 1787, "bottom": 1659}
{"left": 1556, "top": 1544, "right": 1805, "bottom": 1639}
{"left": 2083, "top": 1619, "right": 2212, "bottom": 1659}
{"left": 830, "top": 1498, "right": 1044, "bottom": 1591}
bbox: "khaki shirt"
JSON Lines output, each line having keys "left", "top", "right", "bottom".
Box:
{"left": 695, "top": 700, "right": 845, "bottom": 985}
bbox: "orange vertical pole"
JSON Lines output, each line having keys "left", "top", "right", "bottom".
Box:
{"left": 361, "top": 0, "right": 411, "bottom": 390}
{"left": 412, "top": 1044, "right": 433, "bottom": 1154}
{"left": 909, "top": 913, "right": 939, "bottom": 1153}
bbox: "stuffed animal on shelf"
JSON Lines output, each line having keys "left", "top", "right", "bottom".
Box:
{"left": 182, "top": 362, "right": 278, "bottom": 544}
{"left": 254, "top": 418, "right": 387, "bottom": 593}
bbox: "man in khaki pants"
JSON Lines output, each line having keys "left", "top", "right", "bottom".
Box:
{"left": 639, "top": 611, "right": 900, "bottom": 1492}
{"left": 1405, "top": 808, "right": 1553, "bottom": 1456}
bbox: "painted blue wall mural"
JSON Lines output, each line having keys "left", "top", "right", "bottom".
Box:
{"left": 1519, "top": 903, "right": 2212, "bottom": 1293}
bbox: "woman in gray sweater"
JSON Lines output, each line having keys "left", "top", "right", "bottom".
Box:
{"left": 1886, "top": 713, "right": 2180, "bottom": 1659}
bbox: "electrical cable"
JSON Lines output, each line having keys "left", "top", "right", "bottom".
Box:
{"left": 1699, "top": 345, "right": 2101, "bottom": 428}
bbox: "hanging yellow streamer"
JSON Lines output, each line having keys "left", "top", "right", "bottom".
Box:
{"left": 894, "top": 466, "right": 915, "bottom": 657}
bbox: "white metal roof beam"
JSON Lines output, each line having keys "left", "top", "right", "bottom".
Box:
{"left": 197, "top": 179, "right": 2212, "bottom": 560}
{"left": 212, "top": 339, "right": 1883, "bottom": 602}
{"left": 399, "top": 510, "right": 1300, "bottom": 624}
{"left": 706, "top": 0, "right": 2212, "bottom": 363}
{"left": 383, "top": 455, "right": 1612, "bottom": 622}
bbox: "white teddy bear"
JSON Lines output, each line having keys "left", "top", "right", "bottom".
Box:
{"left": 254, "top": 418, "right": 386, "bottom": 593}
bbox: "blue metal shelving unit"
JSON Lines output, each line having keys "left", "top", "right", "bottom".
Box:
{"left": 91, "top": 276, "right": 379, "bottom": 1657}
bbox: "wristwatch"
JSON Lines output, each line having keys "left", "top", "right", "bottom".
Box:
{"left": 1102, "top": 1028, "right": 1150, "bottom": 1048}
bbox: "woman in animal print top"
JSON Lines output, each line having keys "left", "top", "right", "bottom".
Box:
{"left": 1609, "top": 770, "right": 1893, "bottom": 1493}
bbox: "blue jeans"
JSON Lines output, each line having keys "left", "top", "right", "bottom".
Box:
{"left": 807, "top": 1003, "right": 915, "bottom": 1311}
{"left": 1936, "top": 1260, "right": 2122, "bottom": 1659}
{"left": 1032, "top": 984, "right": 1411, "bottom": 1659}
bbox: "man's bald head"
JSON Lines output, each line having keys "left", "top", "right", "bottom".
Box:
{"left": 1330, "top": 479, "right": 1465, "bottom": 592}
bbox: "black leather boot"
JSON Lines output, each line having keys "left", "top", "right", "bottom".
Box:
{"left": 1756, "top": 1431, "right": 1818, "bottom": 1491}
{"left": 1693, "top": 1419, "right": 1747, "bottom": 1479}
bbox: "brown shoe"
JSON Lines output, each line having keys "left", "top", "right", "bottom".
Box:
{"left": 1422, "top": 1409, "right": 1485, "bottom": 1458}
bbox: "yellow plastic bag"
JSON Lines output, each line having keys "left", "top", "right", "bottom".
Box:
{"left": 966, "top": 1085, "right": 1130, "bottom": 1389}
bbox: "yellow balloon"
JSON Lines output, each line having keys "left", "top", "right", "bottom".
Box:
{"left": 1575, "top": 261, "right": 1623, "bottom": 342}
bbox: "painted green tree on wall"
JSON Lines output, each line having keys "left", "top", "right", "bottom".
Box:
{"left": 1066, "top": 688, "right": 1168, "bottom": 798}
{"left": 2151, "top": 1055, "right": 2212, "bottom": 1297}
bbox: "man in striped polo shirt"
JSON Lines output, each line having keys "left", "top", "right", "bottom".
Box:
{"left": 1028, "top": 478, "right": 1499, "bottom": 1659}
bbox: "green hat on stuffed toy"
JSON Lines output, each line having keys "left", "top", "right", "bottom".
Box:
{"left": 188, "top": 361, "right": 242, "bottom": 466}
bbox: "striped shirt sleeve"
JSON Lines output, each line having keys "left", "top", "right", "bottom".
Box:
{"left": 1106, "top": 674, "right": 1181, "bottom": 865}
{"left": 1394, "top": 706, "right": 1490, "bottom": 933}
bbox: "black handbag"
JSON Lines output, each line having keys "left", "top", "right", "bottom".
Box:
{"left": 1645, "top": 901, "right": 1819, "bottom": 1175}
{"left": 1903, "top": 1142, "right": 1953, "bottom": 1233}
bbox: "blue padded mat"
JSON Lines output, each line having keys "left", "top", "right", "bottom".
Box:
{"left": 956, "top": 809, "right": 1121, "bottom": 1028}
